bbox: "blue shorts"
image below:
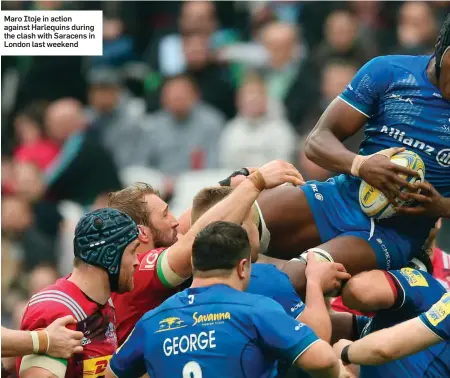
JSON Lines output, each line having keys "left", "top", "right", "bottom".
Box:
{"left": 301, "top": 175, "right": 431, "bottom": 270}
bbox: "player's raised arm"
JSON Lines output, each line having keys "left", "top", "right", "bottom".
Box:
{"left": 333, "top": 292, "right": 450, "bottom": 366}
{"left": 165, "top": 161, "right": 304, "bottom": 278}
{"left": 304, "top": 57, "right": 418, "bottom": 203}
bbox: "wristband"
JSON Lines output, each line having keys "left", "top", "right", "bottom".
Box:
{"left": 247, "top": 170, "right": 266, "bottom": 192}
{"left": 341, "top": 345, "right": 352, "bottom": 365}
{"left": 30, "top": 330, "right": 50, "bottom": 354}
{"left": 41, "top": 330, "right": 50, "bottom": 354}
{"left": 350, "top": 155, "right": 366, "bottom": 177}
{"left": 30, "top": 331, "right": 40, "bottom": 354}
{"left": 351, "top": 150, "right": 393, "bottom": 177}
{"left": 219, "top": 168, "right": 250, "bottom": 186}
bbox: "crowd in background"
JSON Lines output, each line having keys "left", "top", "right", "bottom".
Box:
{"left": 1, "top": 0, "right": 450, "bottom": 329}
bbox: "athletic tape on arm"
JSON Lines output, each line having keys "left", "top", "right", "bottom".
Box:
{"left": 20, "top": 354, "right": 67, "bottom": 378}
{"left": 157, "top": 249, "right": 188, "bottom": 288}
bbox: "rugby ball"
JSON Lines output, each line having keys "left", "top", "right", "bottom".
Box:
{"left": 359, "top": 150, "right": 425, "bottom": 219}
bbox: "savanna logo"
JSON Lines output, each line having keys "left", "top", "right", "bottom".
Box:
{"left": 400, "top": 268, "right": 429, "bottom": 287}
{"left": 192, "top": 312, "right": 231, "bottom": 326}
{"left": 155, "top": 317, "right": 188, "bottom": 333}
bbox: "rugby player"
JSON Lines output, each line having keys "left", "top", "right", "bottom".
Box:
{"left": 333, "top": 291, "right": 450, "bottom": 369}
{"left": 106, "top": 222, "right": 347, "bottom": 378}
{"left": 190, "top": 186, "right": 351, "bottom": 342}
{"left": 18, "top": 208, "right": 140, "bottom": 378}
{"left": 330, "top": 260, "right": 449, "bottom": 377}
{"left": 109, "top": 161, "right": 304, "bottom": 344}
{"left": 233, "top": 13, "right": 450, "bottom": 295}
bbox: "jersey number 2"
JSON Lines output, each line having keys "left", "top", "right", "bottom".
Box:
{"left": 183, "top": 361, "right": 202, "bottom": 378}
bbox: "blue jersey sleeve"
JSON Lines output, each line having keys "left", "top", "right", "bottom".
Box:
{"left": 109, "top": 320, "right": 147, "bottom": 378}
{"left": 252, "top": 296, "right": 320, "bottom": 364}
{"left": 339, "top": 56, "right": 393, "bottom": 117}
{"left": 355, "top": 315, "right": 371, "bottom": 339}
{"left": 273, "top": 270, "right": 305, "bottom": 318}
{"left": 388, "top": 268, "right": 444, "bottom": 313}
{"left": 419, "top": 293, "right": 450, "bottom": 341}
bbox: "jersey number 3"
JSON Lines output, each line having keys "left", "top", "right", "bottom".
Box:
{"left": 183, "top": 361, "right": 202, "bottom": 378}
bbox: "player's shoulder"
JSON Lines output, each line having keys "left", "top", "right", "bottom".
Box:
{"left": 362, "top": 54, "right": 430, "bottom": 75}
{"left": 140, "top": 289, "right": 184, "bottom": 322}
{"left": 251, "top": 263, "right": 278, "bottom": 277}
{"left": 137, "top": 248, "right": 166, "bottom": 270}
{"left": 252, "top": 263, "right": 292, "bottom": 287}
{"left": 22, "top": 279, "right": 87, "bottom": 328}
{"left": 240, "top": 289, "right": 286, "bottom": 313}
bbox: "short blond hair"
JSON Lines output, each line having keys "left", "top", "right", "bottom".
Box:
{"left": 108, "top": 182, "right": 160, "bottom": 226}
{"left": 191, "top": 186, "right": 260, "bottom": 227}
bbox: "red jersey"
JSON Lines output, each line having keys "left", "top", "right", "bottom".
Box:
{"left": 17, "top": 277, "right": 117, "bottom": 378}
{"left": 112, "top": 248, "right": 179, "bottom": 345}
{"left": 330, "top": 296, "right": 371, "bottom": 316}
{"left": 432, "top": 247, "right": 450, "bottom": 291}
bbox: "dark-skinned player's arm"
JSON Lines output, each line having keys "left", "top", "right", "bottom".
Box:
{"left": 165, "top": 161, "right": 304, "bottom": 279}
{"left": 333, "top": 293, "right": 450, "bottom": 366}
{"left": 304, "top": 98, "right": 366, "bottom": 175}
{"left": 304, "top": 57, "right": 418, "bottom": 203}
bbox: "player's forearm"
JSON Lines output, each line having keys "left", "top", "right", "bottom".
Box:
{"left": 168, "top": 179, "right": 261, "bottom": 277}
{"left": 343, "top": 318, "right": 440, "bottom": 365}
{"left": 305, "top": 127, "right": 356, "bottom": 175}
{"left": 300, "top": 281, "right": 332, "bottom": 342}
{"left": 192, "top": 178, "right": 260, "bottom": 233}
{"left": 1, "top": 327, "right": 33, "bottom": 357}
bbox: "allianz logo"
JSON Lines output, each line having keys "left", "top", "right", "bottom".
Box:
{"left": 380, "top": 126, "right": 450, "bottom": 167}
{"left": 380, "top": 126, "right": 434, "bottom": 154}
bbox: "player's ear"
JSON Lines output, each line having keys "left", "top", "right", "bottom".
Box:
{"left": 237, "top": 259, "right": 249, "bottom": 279}
{"left": 137, "top": 225, "right": 150, "bottom": 243}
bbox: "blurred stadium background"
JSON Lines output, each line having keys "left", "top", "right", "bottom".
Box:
{"left": 1, "top": 0, "right": 449, "bottom": 332}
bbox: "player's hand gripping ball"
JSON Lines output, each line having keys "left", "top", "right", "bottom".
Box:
{"left": 359, "top": 150, "right": 425, "bottom": 219}
{"left": 300, "top": 249, "right": 350, "bottom": 297}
